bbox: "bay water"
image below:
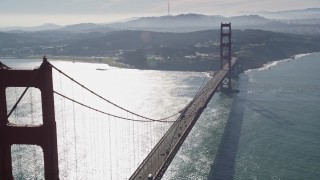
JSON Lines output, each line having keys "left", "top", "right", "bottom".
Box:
{"left": 1, "top": 52, "right": 319, "bottom": 179}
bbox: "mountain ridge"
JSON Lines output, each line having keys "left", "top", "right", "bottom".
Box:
{"left": 238, "top": 7, "right": 320, "bottom": 19}
{"left": 1, "top": 8, "right": 320, "bottom": 33}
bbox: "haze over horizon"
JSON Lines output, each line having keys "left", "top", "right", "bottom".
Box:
{"left": 1, "top": 0, "right": 320, "bottom": 27}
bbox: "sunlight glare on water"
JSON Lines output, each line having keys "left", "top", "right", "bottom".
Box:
{"left": 3, "top": 53, "right": 319, "bottom": 179}
{"left": 3, "top": 59, "right": 212, "bottom": 179}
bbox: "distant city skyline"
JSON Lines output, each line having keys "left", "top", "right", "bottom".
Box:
{"left": 1, "top": 0, "right": 320, "bottom": 27}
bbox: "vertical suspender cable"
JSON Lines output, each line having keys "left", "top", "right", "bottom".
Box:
{"left": 60, "top": 73, "right": 65, "bottom": 177}
{"left": 81, "top": 89, "right": 87, "bottom": 177}
{"left": 96, "top": 112, "right": 100, "bottom": 177}
{"left": 115, "top": 117, "right": 118, "bottom": 178}
{"left": 90, "top": 115, "right": 94, "bottom": 178}
{"left": 71, "top": 83, "right": 78, "bottom": 179}
{"left": 132, "top": 114, "right": 136, "bottom": 170}
{"left": 108, "top": 115, "right": 112, "bottom": 180}
{"left": 121, "top": 110, "right": 124, "bottom": 175}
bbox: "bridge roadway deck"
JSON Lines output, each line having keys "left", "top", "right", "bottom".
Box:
{"left": 130, "top": 59, "right": 236, "bottom": 180}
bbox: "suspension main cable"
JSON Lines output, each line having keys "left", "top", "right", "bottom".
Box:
{"left": 173, "top": 57, "right": 215, "bottom": 117}
{"left": 50, "top": 63, "right": 181, "bottom": 122}
{"left": 193, "top": 53, "right": 215, "bottom": 98}
{"left": 53, "top": 90, "right": 177, "bottom": 123}
{"left": 164, "top": 56, "right": 216, "bottom": 150}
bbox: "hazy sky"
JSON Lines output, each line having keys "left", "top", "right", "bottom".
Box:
{"left": 1, "top": 0, "right": 320, "bottom": 27}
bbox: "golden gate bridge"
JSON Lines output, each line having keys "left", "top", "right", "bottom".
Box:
{"left": 0, "top": 23, "right": 237, "bottom": 179}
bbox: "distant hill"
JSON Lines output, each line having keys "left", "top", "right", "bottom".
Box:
{"left": 107, "top": 13, "right": 320, "bottom": 34}
{"left": 239, "top": 8, "right": 320, "bottom": 19}
{"left": 0, "top": 23, "right": 62, "bottom": 32}
{"left": 1, "top": 12, "right": 320, "bottom": 34}
{"left": 60, "top": 23, "right": 114, "bottom": 32}
{"left": 1, "top": 29, "right": 320, "bottom": 71}
{"left": 108, "top": 14, "right": 272, "bottom": 32}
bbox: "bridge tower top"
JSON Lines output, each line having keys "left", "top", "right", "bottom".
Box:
{"left": 220, "top": 23, "right": 232, "bottom": 90}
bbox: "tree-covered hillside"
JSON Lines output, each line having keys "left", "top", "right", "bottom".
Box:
{"left": 1, "top": 29, "right": 320, "bottom": 71}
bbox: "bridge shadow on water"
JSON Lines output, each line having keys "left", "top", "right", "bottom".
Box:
{"left": 245, "top": 100, "right": 294, "bottom": 126}
{"left": 207, "top": 74, "right": 295, "bottom": 180}
{"left": 207, "top": 75, "right": 249, "bottom": 180}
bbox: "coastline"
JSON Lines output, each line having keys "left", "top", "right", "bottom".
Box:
{"left": 1, "top": 52, "right": 318, "bottom": 72}
{"left": 0, "top": 56, "right": 131, "bottom": 69}
{"left": 245, "top": 52, "right": 316, "bottom": 73}
{"left": 46, "top": 56, "right": 132, "bottom": 69}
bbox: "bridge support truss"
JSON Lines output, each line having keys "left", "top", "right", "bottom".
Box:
{"left": 220, "top": 23, "right": 232, "bottom": 90}
{"left": 0, "top": 57, "right": 59, "bottom": 179}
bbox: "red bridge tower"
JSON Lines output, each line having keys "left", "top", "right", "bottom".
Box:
{"left": 0, "top": 57, "right": 59, "bottom": 179}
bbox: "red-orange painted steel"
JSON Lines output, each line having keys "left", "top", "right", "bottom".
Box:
{"left": 220, "top": 23, "right": 232, "bottom": 90}
{"left": 0, "top": 58, "right": 59, "bottom": 179}
{"left": 130, "top": 24, "right": 235, "bottom": 179}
